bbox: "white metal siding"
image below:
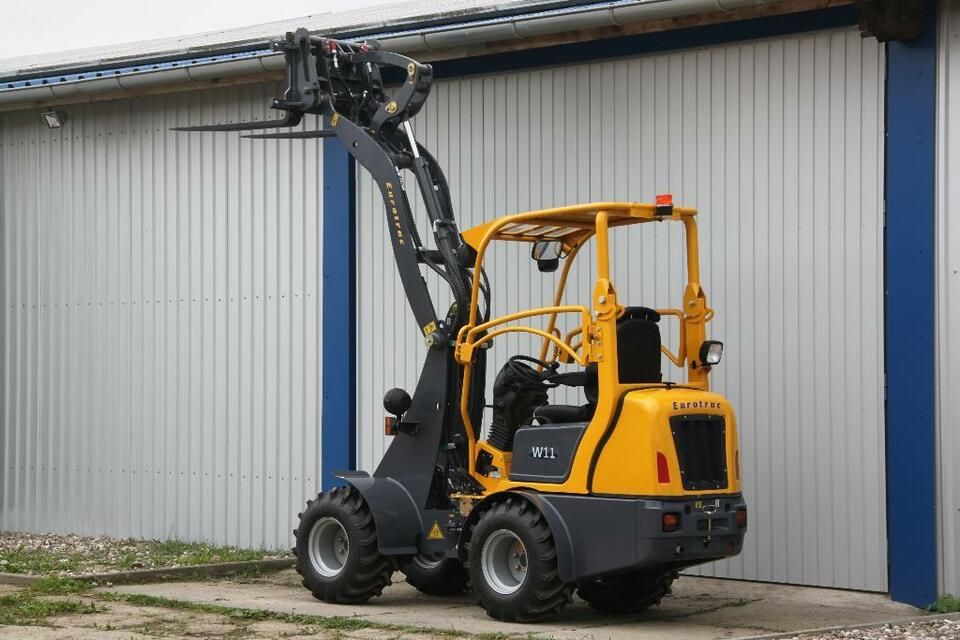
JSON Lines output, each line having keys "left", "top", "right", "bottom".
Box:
{"left": 357, "top": 29, "right": 887, "bottom": 590}
{"left": 0, "top": 84, "right": 324, "bottom": 549}
{"left": 937, "top": 0, "right": 960, "bottom": 597}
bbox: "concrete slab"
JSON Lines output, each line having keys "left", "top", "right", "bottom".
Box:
{"left": 101, "top": 569, "right": 925, "bottom": 640}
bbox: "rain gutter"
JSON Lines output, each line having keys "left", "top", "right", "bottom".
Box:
{"left": 0, "top": 0, "right": 805, "bottom": 109}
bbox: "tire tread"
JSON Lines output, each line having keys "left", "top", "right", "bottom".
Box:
{"left": 468, "top": 497, "right": 573, "bottom": 622}
{"left": 294, "top": 487, "right": 393, "bottom": 604}
{"left": 401, "top": 557, "right": 470, "bottom": 596}
{"left": 577, "top": 570, "right": 676, "bottom": 614}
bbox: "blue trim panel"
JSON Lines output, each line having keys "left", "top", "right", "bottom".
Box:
{"left": 321, "top": 133, "right": 357, "bottom": 490}
{"left": 431, "top": 7, "right": 858, "bottom": 79}
{"left": 885, "top": 1, "right": 938, "bottom": 607}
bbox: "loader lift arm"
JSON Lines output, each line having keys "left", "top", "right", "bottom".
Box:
{"left": 176, "top": 29, "right": 490, "bottom": 502}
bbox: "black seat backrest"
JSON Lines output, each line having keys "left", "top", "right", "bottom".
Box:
{"left": 617, "top": 307, "right": 662, "bottom": 383}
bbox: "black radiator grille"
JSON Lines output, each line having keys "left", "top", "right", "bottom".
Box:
{"left": 669, "top": 414, "right": 728, "bottom": 491}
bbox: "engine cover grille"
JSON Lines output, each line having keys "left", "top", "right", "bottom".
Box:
{"left": 669, "top": 414, "right": 728, "bottom": 491}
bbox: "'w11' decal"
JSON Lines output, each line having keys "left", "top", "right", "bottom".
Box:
{"left": 530, "top": 446, "right": 557, "bottom": 460}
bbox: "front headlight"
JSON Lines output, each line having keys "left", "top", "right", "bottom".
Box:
{"left": 700, "top": 340, "right": 724, "bottom": 366}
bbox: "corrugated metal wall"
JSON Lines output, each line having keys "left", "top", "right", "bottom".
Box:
{"left": 937, "top": 0, "right": 960, "bottom": 597}
{"left": 357, "top": 28, "right": 887, "bottom": 590}
{"left": 0, "top": 83, "right": 324, "bottom": 549}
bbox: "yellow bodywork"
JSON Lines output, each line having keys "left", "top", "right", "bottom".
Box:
{"left": 591, "top": 388, "right": 739, "bottom": 496}
{"left": 454, "top": 202, "right": 741, "bottom": 499}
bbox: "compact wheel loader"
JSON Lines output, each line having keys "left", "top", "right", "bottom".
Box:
{"left": 178, "top": 30, "right": 747, "bottom": 622}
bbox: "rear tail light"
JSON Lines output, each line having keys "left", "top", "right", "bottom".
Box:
{"left": 662, "top": 513, "right": 681, "bottom": 532}
{"left": 736, "top": 507, "right": 747, "bottom": 528}
{"left": 384, "top": 416, "right": 398, "bottom": 436}
{"left": 735, "top": 450, "right": 740, "bottom": 480}
{"left": 656, "top": 452, "right": 670, "bottom": 483}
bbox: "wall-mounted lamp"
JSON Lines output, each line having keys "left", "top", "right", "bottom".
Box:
{"left": 41, "top": 110, "right": 67, "bottom": 129}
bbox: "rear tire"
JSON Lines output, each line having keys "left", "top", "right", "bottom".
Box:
{"left": 577, "top": 570, "right": 677, "bottom": 614}
{"left": 467, "top": 497, "right": 573, "bottom": 622}
{"left": 401, "top": 555, "right": 470, "bottom": 595}
{"left": 293, "top": 486, "right": 393, "bottom": 604}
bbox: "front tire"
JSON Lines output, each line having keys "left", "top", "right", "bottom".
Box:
{"left": 401, "top": 555, "right": 470, "bottom": 595}
{"left": 577, "top": 570, "right": 677, "bottom": 613}
{"left": 293, "top": 487, "right": 393, "bottom": 604}
{"left": 467, "top": 497, "right": 572, "bottom": 622}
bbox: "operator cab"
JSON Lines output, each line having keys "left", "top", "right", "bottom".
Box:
{"left": 455, "top": 201, "right": 723, "bottom": 488}
{"left": 499, "top": 237, "right": 665, "bottom": 428}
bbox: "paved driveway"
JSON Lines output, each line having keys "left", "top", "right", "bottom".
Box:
{"left": 103, "top": 569, "right": 924, "bottom": 640}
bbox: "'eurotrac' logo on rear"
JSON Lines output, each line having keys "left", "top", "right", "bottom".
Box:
{"left": 672, "top": 400, "right": 723, "bottom": 411}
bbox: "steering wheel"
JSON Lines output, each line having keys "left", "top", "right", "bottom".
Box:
{"left": 505, "top": 355, "right": 560, "bottom": 388}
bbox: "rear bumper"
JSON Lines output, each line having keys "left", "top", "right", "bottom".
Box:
{"left": 530, "top": 492, "right": 747, "bottom": 582}
{"left": 636, "top": 494, "right": 747, "bottom": 571}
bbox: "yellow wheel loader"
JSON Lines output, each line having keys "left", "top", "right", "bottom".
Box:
{"left": 178, "top": 29, "right": 746, "bottom": 622}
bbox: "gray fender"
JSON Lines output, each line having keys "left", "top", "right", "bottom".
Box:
{"left": 458, "top": 489, "right": 577, "bottom": 583}
{"left": 335, "top": 472, "right": 422, "bottom": 556}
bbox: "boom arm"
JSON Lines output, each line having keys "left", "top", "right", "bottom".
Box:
{"left": 176, "top": 28, "right": 488, "bottom": 343}
{"left": 176, "top": 29, "right": 494, "bottom": 501}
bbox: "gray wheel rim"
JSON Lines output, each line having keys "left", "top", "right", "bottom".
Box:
{"left": 308, "top": 516, "right": 349, "bottom": 578}
{"left": 481, "top": 529, "right": 527, "bottom": 595}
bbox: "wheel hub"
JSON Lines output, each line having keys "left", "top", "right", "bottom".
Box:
{"left": 481, "top": 529, "right": 528, "bottom": 595}
{"left": 308, "top": 516, "right": 349, "bottom": 578}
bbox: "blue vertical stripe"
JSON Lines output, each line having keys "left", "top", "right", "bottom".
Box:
{"left": 321, "top": 133, "right": 357, "bottom": 489}
{"left": 885, "top": 0, "right": 939, "bottom": 607}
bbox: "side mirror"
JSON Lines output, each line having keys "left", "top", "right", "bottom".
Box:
{"left": 531, "top": 240, "right": 562, "bottom": 273}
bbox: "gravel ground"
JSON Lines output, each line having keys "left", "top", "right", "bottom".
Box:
{"left": 0, "top": 532, "right": 288, "bottom": 576}
{"left": 782, "top": 618, "right": 960, "bottom": 640}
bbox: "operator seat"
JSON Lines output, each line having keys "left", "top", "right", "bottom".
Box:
{"left": 534, "top": 307, "right": 662, "bottom": 424}
{"left": 533, "top": 364, "right": 598, "bottom": 424}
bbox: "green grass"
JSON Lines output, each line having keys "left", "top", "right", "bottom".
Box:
{"left": 0, "top": 551, "right": 81, "bottom": 575}
{"left": 932, "top": 593, "right": 960, "bottom": 613}
{"left": 111, "top": 540, "right": 274, "bottom": 570}
{"left": 0, "top": 537, "right": 285, "bottom": 577}
{"left": 29, "top": 577, "right": 91, "bottom": 594}
{"left": 0, "top": 591, "right": 98, "bottom": 626}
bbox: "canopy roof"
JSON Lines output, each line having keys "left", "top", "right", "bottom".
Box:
{"left": 460, "top": 201, "right": 696, "bottom": 250}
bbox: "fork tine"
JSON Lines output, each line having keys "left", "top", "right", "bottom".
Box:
{"left": 241, "top": 130, "right": 334, "bottom": 140}
{"left": 172, "top": 111, "right": 303, "bottom": 132}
